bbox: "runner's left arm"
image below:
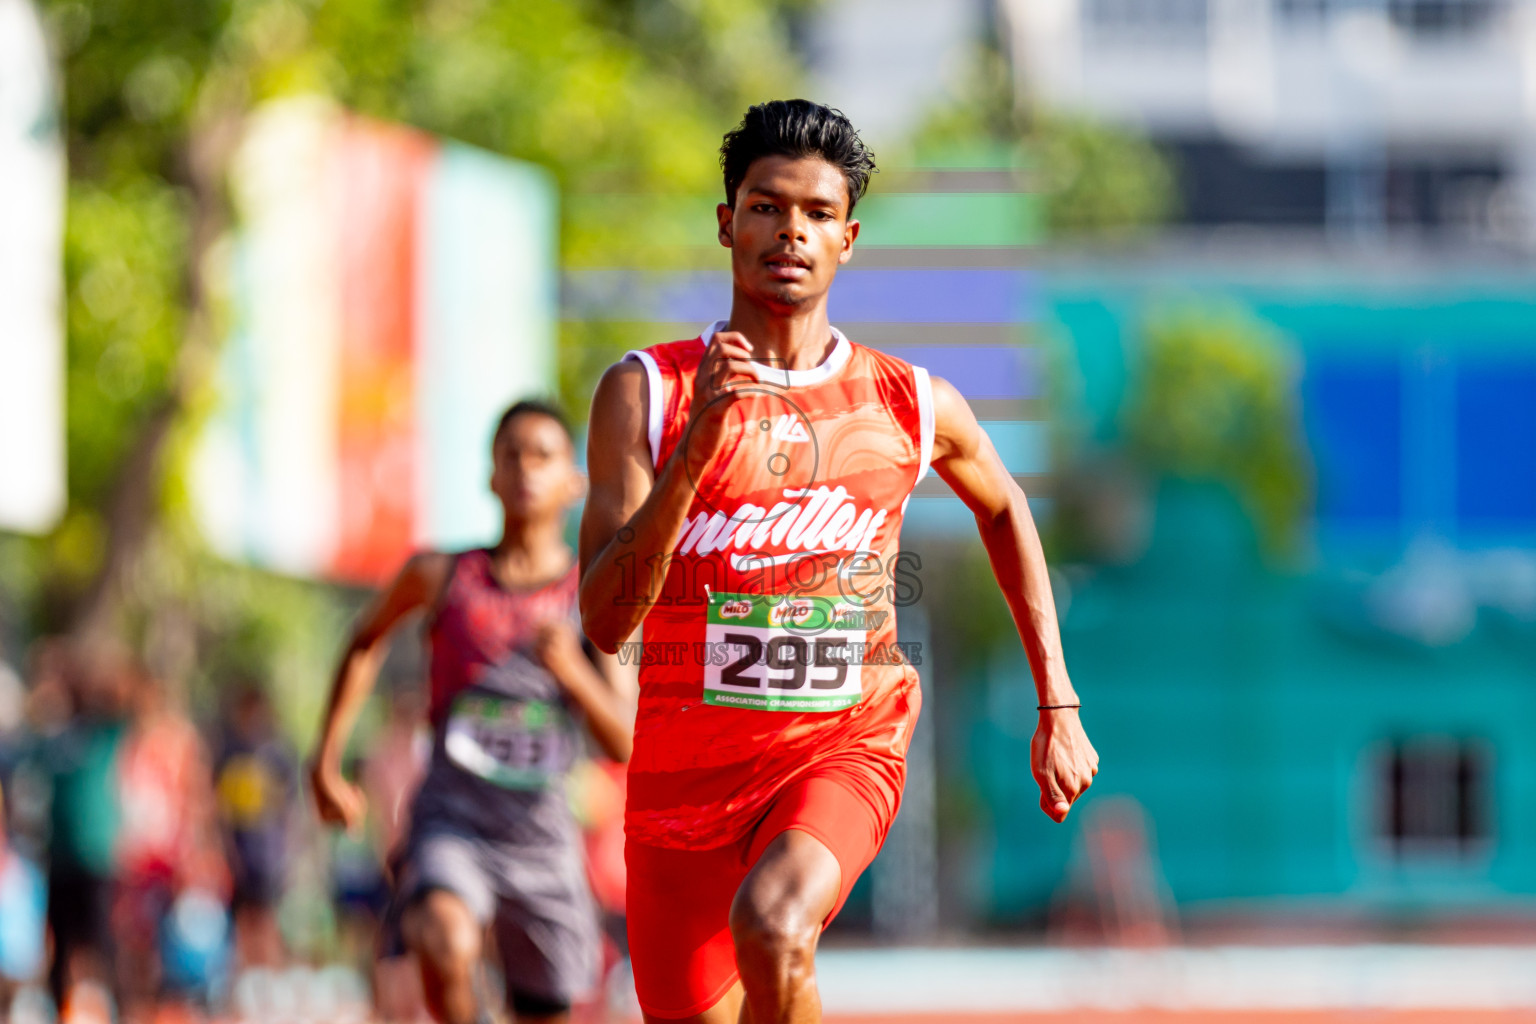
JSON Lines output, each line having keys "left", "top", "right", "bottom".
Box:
{"left": 928, "top": 375, "right": 1100, "bottom": 822}
{"left": 535, "top": 622, "right": 636, "bottom": 762}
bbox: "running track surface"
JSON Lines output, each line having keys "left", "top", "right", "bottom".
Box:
{"left": 609, "top": 1015, "right": 1536, "bottom": 1023}
{"left": 818, "top": 1014, "right": 1536, "bottom": 1024}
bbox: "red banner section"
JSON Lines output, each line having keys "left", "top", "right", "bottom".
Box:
{"left": 331, "top": 120, "right": 434, "bottom": 584}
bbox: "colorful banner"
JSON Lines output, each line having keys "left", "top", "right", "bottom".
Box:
{"left": 193, "top": 99, "right": 557, "bottom": 583}
{"left": 0, "top": 0, "right": 65, "bottom": 533}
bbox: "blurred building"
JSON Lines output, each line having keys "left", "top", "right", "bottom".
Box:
{"left": 798, "top": 0, "right": 988, "bottom": 150}
{"left": 1003, "top": 0, "right": 1536, "bottom": 241}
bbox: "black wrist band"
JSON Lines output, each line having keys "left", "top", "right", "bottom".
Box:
{"left": 1037, "top": 703, "right": 1081, "bottom": 711}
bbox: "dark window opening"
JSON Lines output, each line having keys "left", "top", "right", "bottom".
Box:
{"left": 1083, "top": 0, "right": 1209, "bottom": 44}
{"left": 1379, "top": 736, "right": 1491, "bottom": 859}
{"left": 1276, "top": 0, "right": 1502, "bottom": 35}
{"left": 1388, "top": 0, "right": 1502, "bottom": 35}
{"left": 1160, "top": 136, "right": 1508, "bottom": 231}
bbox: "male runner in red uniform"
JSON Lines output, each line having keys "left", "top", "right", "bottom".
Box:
{"left": 312, "top": 401, "right": 636, "bottom": 1024}
{"left": 579, "top": 100, "right": 1099, "bottom": 1023}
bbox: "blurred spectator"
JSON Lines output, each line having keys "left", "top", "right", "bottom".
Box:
{"left": 1050, "top": 796, "right": 1178, "bottom": 947}
{"left": 213, "top": 683, "right": 298, "bottom": 970}
{"left": 42, "top": 643, "right": 131, "bottom": 1015}
{"left": 6, "top": 640, "right": 72, "bottom": 867}
{"left": 0, "top": 777, "right": 47, "bottom": 1017}
{"left": 571, "top": 757, "right": 632, "bottom": 1020}
{"left": 0, "top": 651, "right": 25, "bottom": 748}
{"left": 360, "top": 683, "right": 430, "bottom": 860}
{"left": 330, "top": 752, "right": 390, "bottom": 926}
{"left": 358, "top": 684, "right": 430, "bottom": 1024}
{"left": 113, "top": 662, "right": 229, "bottom": 1021}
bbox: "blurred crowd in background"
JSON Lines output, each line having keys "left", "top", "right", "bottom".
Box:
{"left": 0, "top": 639, "right": 631, "bottom": 1023}
{"left": 0, "top": 639, "right": 390, "bottom": 1021}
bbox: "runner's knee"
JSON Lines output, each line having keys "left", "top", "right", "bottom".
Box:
{"left": 407, "top": 890, "right": 481, "bottom": 974}
{"left": 728, "top": 879, "right": 820, "bottom": 971}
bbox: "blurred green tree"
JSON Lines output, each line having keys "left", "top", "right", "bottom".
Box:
{"left": 913, "top": 37, "right": 1174, "bottom": 235}
{"left": 1122, "top": 305, "right": 1312, "bottom": 557}
{"left": 1031, "top": 117, "right": 1176, "bottom": 237}
{"left": 23, "top": 0, "right": 810, "bottom": 716}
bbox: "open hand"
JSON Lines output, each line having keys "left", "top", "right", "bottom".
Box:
{"left": 1032, "top": 707, "right": 1099, "bottom": 822}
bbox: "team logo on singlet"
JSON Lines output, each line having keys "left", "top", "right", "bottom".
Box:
{"left": 768, "top": 414, "right": 811, "bottom": 443}
{"left": 674, "top": 485, "right": 890, "bottom": 563}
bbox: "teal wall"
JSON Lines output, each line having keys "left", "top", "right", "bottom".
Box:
{"left": 960, "top": 272, "right": 1536, "bottom": 924}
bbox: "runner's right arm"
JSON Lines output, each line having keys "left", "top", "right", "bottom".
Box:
{"left": 578, "top": 334, "right": 757, "bottom": 652}
{"left": 310, "top": 551, "right": 452, "bottom": 831}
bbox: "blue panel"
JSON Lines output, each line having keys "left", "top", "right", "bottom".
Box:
{"left": 1455, "top": 360, "right": 1536, "bottom": 533}
{"left": 827, "top": 269, "right": 1036, "bottom": 324}
{"left": 902, "top": 494, "right": 1053, "bottom": 537}
{"left": 562, "top": 269, "right": 1036, "bottom": 324}
{"left": 879, "top": 345, "right": 1037, "bottom": 400}
{"left": 1302, "top": 358, "right": 1402, "bottom": 527}
{"left": 901, "top": 495, "right": 977, "bottom": 536}
{"left": 982, "top": 421, "right": 1049, "bottom": 476}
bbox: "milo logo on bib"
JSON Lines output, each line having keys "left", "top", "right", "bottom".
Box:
{"left": 703, "top": 592, "right": 866, "bottom": 712}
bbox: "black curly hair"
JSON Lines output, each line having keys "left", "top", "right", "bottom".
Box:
{"left": 720, "top": 99, "right": 877, "bottom": 215}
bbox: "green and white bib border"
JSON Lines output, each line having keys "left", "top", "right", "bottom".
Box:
{"left": 443, "top": 691, "right": 567, "bottom": 790}
{"left": 703, "top": 592, "right": 869, "bottom": 712}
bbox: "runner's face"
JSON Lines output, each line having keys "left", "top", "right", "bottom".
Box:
{"left": 718, "top": 155, "right": 859, "bottom": 310}
{"left": 490, "top": 414, "right": 582, "bottom": 522}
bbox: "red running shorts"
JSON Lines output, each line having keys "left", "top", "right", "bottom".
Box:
{"left": 625, "top": 769, "right": 894, "bottom": 1019}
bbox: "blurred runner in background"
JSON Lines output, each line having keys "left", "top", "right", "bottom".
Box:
{"left": 310, "top": 399, "right": 636, "bottom": 1024}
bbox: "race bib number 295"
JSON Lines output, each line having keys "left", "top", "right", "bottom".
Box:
{"left": 704, "top": 592, "right": 868, "bottom": 712}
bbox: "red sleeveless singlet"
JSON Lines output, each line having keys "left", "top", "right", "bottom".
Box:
{"left": 621, "top": 321, "right": 935, "bottom": 849}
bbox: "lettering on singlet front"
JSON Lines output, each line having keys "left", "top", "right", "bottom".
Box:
{"left": 443, "top": 691, "right": 570, "bottom": 790}
{"left": 703, "top": 592, "right": 869, "bottom": 712}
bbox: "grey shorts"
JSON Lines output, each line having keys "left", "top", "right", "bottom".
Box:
{"left": 388, "top": 826, "right": 600, "bottom": 1008}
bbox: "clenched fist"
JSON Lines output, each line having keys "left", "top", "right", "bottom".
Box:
{"left": 1032, "top": 707, "right": 1099, "bottom": 822}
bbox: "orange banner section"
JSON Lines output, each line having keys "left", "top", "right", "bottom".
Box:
{"left": 331, "top": 119, "right": 434, "bottom": 583}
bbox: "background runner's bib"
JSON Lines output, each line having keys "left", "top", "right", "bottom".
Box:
{"left": 412, "top": 551, "right": 586, "bottom": 848}
{"left": 621, "top": 322, "right": 934, "bottom": 850}
{"left": 444, "top": 688, "right": 574, "bottom": 790}
{"left": 703, "top": 593, "right": 865, "bottom": 711}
